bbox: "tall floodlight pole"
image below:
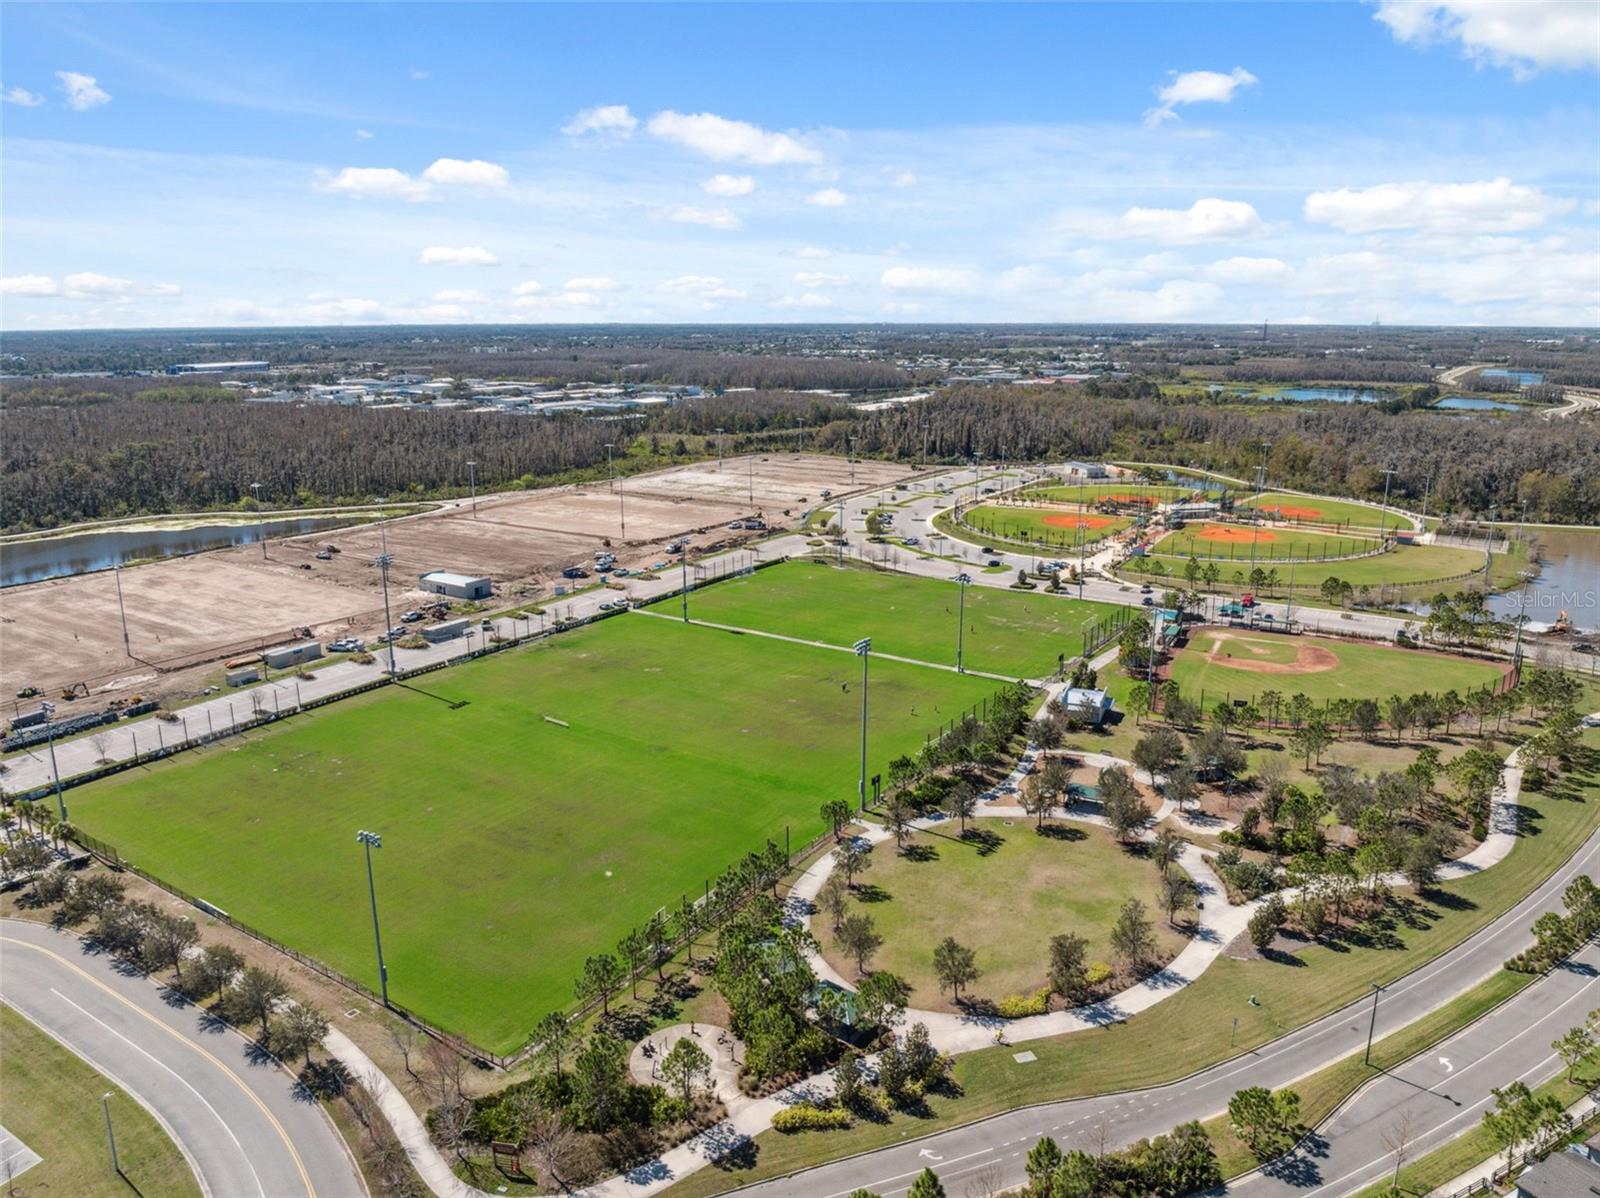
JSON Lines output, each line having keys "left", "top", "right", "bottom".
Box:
{"left": 1511, "top": 577, "right": 1532, "bottom": 666}
{"left": 715, "top": 428, "right": 725, "bottom": 471}
{"left": 849, "top": 436, "right": 858, "bottom": 486}
{"left": 921, "top": 418, "right": 930, "bottom": 469}
{"left": 1379, "top": 467, "right": 1396, "bottom": 538}
{"left": 680, "top": 549, "right": 690, "bottom": 622}
{"left": 376, "top": 550, "right": 397, "bottom": 677}
{"left": 797, "top": 417, "right": 805, "bottom": 454}
{"left": 466, "top": 460, "right": 479, "bottom": 518}
{"left": 102, "top": 1092, "right": 120, "bottom": 1174}
{"left": 854, "top": 638, "right": 872, "bottom": 810}
{"left": 1363, "top": 982, "right": 1384, "bottom": 1065}
{"left": 1421, "top": 474, "right": 1433, "bottom": 522}
{"left": 1481, "top": 504, "right": 1498, "bottom": 586}
{"left": 954, "top": 575, "right": 971, "bottom": 672}
{"left": 605, "top": 443, "right": 616, "bottom": 492}
{"left": 748, "top": 456, "right": 754, "bottom": 506}
{"left": 1255, "top": 442, "right": 1271, "bottom": 498}
{"left": 41, "top": 702, "right": 66, "bottom": 821}
{"left": 357, "top": 830, "right": 389, "bottom": 1005}
{"left": 113, "top": 565, "right": 131, "bottom": 657}
{"left": 250, "top": 482, "right": 267, "bottom": 559}
{"left": 605, "top": 443, "right": 626, "bottom": 537}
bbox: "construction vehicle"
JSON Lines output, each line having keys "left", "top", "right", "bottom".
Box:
{"left": 59, "top": 681, "right": 89, "bottom": 701}
{"left": 1552, "top": 610, "right": 1574, "bottom": 634}
{"left": 15, "top": 686, "right": 38, "bottom": 699}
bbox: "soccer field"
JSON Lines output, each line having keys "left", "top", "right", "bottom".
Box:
{"left": 1168, "top": 629, "right": 1506, "bottom": 708}
{"left": 683, "top": 560, "right": 1126, "bottom": 678}
{"left": 67, "top": 614, "right": 997, "bottom": 1052}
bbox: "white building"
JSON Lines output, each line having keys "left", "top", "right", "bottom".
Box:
{"left": 419, "top": 571, "right": 492, "bottom": 601}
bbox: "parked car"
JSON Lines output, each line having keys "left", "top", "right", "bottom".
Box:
{"left": 980, "top": 546, "right": 997, "bottom": 554}
{"left": 612, "top": 567, "right": 631, "bottom": 577}
{"left": 480, "top": 619, "right": 493, "bottom": 629}
{"left": 401, "top": 610, "right": 423, "bottom": 623}
{"left": 903, "top": 536, "right": 920, "bottom": 546}
{"left": 1142, "top": 596, "right": 1155, "bottom": 606}
{"left": 728, "top": 520, "right": 744, "bottom": 530}
{"left": 1139, "top": 584, "right": 1153, "bottom": 594}
{"left": 986, "top": 558, "right": 1002, "bottom": 567}
{"left": 1574, "top": 642, "right": 1596, "bottom": 655}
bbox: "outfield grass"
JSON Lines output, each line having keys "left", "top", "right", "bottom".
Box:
{"left": 0, "top": 1004, "right": 202, "bottom": 1198}
{"left": 1120, "top": 541, "right": 1499, "bottom": 595}
{"left": 1152, "top": 523, "right": 1383, "bottom": 563}
{"left": 958, "top": 504, "right": 1133, "bottom": 552}
{"left": 1022, "top": 483, "right": 1201, "bottom": 505}
{"left": 661, "top": 732, "right": 1600, "bottom": 1197}
{"left": 1169, "top": 630, "right": 1506, "bottom": 708}
{"left": 1239, "top": 491, "right": 1411, "bottom": 532}
{"left": 683, "top": 560, "right": 1125, "bottom": 678}
{"left": 814, "top": 824, "right": 1183, "bottom": 1010}
{"left": 66, "top": 616, "right": 998, "bottom": 1052}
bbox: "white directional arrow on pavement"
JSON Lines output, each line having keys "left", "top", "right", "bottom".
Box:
{"left": 1439, "top": 1056, "right": 1454, "bottom": 1073}
{"left": 919, "top": 1149, "right": 944, "bottom": 1161}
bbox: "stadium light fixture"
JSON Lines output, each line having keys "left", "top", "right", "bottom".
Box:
{"left": 953, "top": 574, "right": 972, "bottom": 673}
{"left": 250, "top": 482, "right": 267, "bottom": 559}
{"left": 357, "top": 829, "right": 389, "bottom": 1005}
{"left": 854, "top": 638, "right": 872, "bottom": 811}
{"left": 466, "top": 460, "right": 478, "bottom": 518}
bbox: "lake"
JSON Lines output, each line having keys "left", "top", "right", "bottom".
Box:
{"left": 1479, "top": 368, "right": 1544, "bottom": 386}
{"left": 1491, "top": 529, "right": 1600, "bottom": 634}
{"left": 0, "top": 515, "right": 363, "bottom": 587}
{"left": 1436, "top": 396, "right": 1522, "bottom": 412}
{"left": 1270, "top": 387, "right": 1380, "bottom": 404}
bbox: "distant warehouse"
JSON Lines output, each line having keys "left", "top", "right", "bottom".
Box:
{"left": 166, "top": 360, "right": 269, "bottom": 375}
{"left": 419, "top": 571, "right": 492, "bottom": 601}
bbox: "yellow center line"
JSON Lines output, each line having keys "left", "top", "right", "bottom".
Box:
{"left": 1, "top": 935, "right": 317, "bottom": 1198}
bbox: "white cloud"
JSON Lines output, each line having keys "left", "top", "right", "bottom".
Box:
{"left": 664, "top": 205, "right": 742, "bottom": 230}
{"left": 432, "top": 288, "right": 483, "bottom": 303}
{"left": 891, "top": 170, "right": 918, "bottom": 188}
{"left": 419, "top": 245, "right": 498, "bottom": 266}
{"left": 1116, "top": 198, "right": 1266, "bottom": 242}
{"left": 421, "top": 157, "right": 509, "bottom": 188}
{"left": 409, "top": 68, "right": 430, "bottom": 81}
{"left": 1304, "top": 177, "right": 1576, "bottom": 233}
{"left": 657, "top": 275, "right": 747, "bottom": 299}
{"left": 354, "top": 128, "right": 374, "bottom": 140}
{"left": 1204, "top": 256, "right": 1291, "bottom": 284}
{"left": 647, "top": 110, "right": 822, "bottom": 165}
{"left": 56, "top": 71, "right": 110, "bottom": 110}
{"left": 1089, "top": 279, "right": 1224, "bottom": 320}
{"left": 1374, "top": 1, "right": 1600, "bottom": 77}
{"left": 702, "top": 173, "right": 756, "bottom": 197}
{"left": 793, "top": 246, "right": 832, "bottom": 259}
{"left": 3, "top": 86, "right": 45, "bottom": 107}
{"left": 806, "top": 188, "right": 849, "bottom": 207}
{"left": 563, "top": 104, "right": 638, "bottom": 138}
{"left": 304, "top": 297, "right": 386, "bottom": 321}
{"left": 316, "top": 166, "right": 433, "bottom": 201}
{"left": 1, "top": 274, "right": 59, "bottom": 295}
{"left": 774, "top": 293, "right": 834, "bottom": 310}
{"left": 794, "top": 271, "right": 851, "bottom": 287}
{"left": 880, "top": 265, "right": 973, "bottom": 293}
{"left": 418, "top": 303, "right": 470, "bottom": 321}
{"left": 512, "top": 290, "right": 601, "bottom": 312}
{"left": 62, "top": 272, "right": 132, "bottom": 297}
{"left": 1144, "top": 67, "right": 1257, "bottom": 126}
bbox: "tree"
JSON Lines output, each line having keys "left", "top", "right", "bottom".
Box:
{"left": 661, "top": 1036, "right": 713, "bottom": 1104}
{"left": 531, "top": 1011, "right": 574, "bottom": 1076}
{"left": 942, "top": 780, "right": 977, "bottom": 835}
{"left": 618, "top": 930, "right": 648, "bottom": 998}
{"left": 1228, "top": 1085, "right": 1301, "bottom": 1157}
{"left": 571, "top": 1033, "right": 630, "bottom": 1133}
{"left": 820, "top": 799, "right": 853, "bottom": 842}
{"left": 189, "top": 943, "right": 244, "bottom": 1000}
{"left": 1099, "top": 766, "right": 1150, "bottom": 842}
{"left": 838, "top": 838, "right": 873, "bottom": 888}
{"left": 837, "top": 912, "right": 883, "bottom": 976}
{"left": 932, "top": 936, "right": 980, "bottom": 999}
{"left": 817, "top": 872, "right": 850, "bottom": 931}
{"left": 1484, "top": 1081, "right": 1568, "bottom": 1165}
{"left": 1553, "top": 1025, "right": 1595, "bottom": 1083}
{"left": 884, "top": 795, "right": 916, "bottom": 849}
{"left": 140, "top": 910, "right": 200, "bottom": 984}
{"left": 673, "top": 894, "right": 704, "bottom": 964}
{"left": 575, "top": 953, "right": 625, "bottom": 1015}
{"left": 1165, "top": 764, "right": 1199, "bottom": 813}
{"left": 1291, "top": 718, "right": 1334, "bottom": 768}
{"left": 1160, "top": 870, "right": 1198, "bottom": 927}
{"left": 1110, "top": 898, "right": 1157, "bottom": 972}
{"left": 231, "top": 966, "right": 289, "bottom": 1042}
{"left": 1025, "top": 1137, "right": 1062, "bottom": 1195}
{"left": 1128, "top": 681, "right": 1153, "bottom": 725}
{"left": 1047, "top": 932, "right": 1090, "bottom": 1005}
{"left": 1132, "top": 727, "right": 1184, "bottom": 779}
{"left": 906, "top": 1169, "right": 946, "bottom": 1198}
{"left": 271, "top": 1000, "right": 330, "bottom": 1068}
{"left": 1249, "top": 895, "right": 1286, "bottom": 951}
{"left": 1151, "top": 826, "right": 1185, "bottom": 876}
{"left": 855, "top": 971, "right": 910, "bottom": 1031}
{"left": 834, "top": 1052, "right": 865, "bottom": 1109}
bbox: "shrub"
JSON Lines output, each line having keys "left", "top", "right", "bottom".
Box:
{"left": 997, "top": 988, "right": 1052, "bottom": 1018}
{"left": 772, "top": 1103, "right": 852, "bottom": 1133}
{"left": 396, "top": 634, "right": 427, "bottom": 649}
{"left": 1085, "top": 962, "right": 1113, "bottom": 988}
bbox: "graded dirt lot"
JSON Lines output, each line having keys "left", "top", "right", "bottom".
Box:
{"left": 0, "top": 454, "right": 917, "bottom": 707}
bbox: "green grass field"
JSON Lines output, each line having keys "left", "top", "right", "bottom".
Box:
{"left": 1120, "top": 541, "right": 1499, "bottom": 595}
{"left": 1169, "top": 629, "right": 1505, "bottom": 707}
{"left": 683, "top": 560, "right": 1125, "bottom": 678}
{"left": 65, "top": 615, "right": 997, "bottom": 1052}
{"left": 1152, "top": 523, "right": 1383, "bottom": 563}
{"left": 1022, "top": 483, "right": 1201, "bottom": 505}
{"left": 957, "top": 504, "right": 1133, "bottom": 552}
{"left": 1238, "top": 491, "right": 1411, "bottom": 531}
{"left": 815, "top": 824, "right": 1182, "bottom": 1009}
{"left": 0, "top": 1005, "right": 202, "bottom": 1198}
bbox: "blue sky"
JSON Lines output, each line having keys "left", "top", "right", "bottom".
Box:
{"left": 3, "top": 1, "right": 1597, "bottom": 328}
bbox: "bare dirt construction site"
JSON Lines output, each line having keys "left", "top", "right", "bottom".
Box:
{"left": 0, "top": 455, "right": 916, "bottom": 707}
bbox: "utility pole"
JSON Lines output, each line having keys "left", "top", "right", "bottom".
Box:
{"left": 1255, "top": 442, "right": 1271, "bottom": 499}
{"left": 1363, "top": 982, "right": 1384, "bottom": 1065}
{"left": 1379, "top": 467, "right": 1396, "bottom": 537}
{"left": 113, "top": 565, "right": 131, "bottom": 657}
{"left": 357, "top": 830, "right": 389, "bottom": 1005}
{"left": 797, "top": 417, "right": 805, "bottom": 454}
{"left": 1481, "top": 504, "right": 1498, "bottom": 586}
{"left": 854, "top": 638, "right": 872, "bottom": 810}
{"left": 1421, "top": 474, "right": 1433, "bottom": 522}
{"left": 102, "top": 1092, "right": 120, "bottom": 1175}
{"left": 715, "top": 428, "right": 725, "bottom": 471}
{"left": 466, "top": 460, "right": 478, "bottom": 518}
{"left": 680, "top": 549, "right": 690, "bottom": 622}
{"left": 40, "top": 702, "right": 66, "bottom": 821}
{"left": 954, "top": 574, "right": 971, "bottom": 672}
{"left": 250, "top": 481, "right": 267, "bottom": 559}
{"left": 606, "top": 443, "right": 626, "bottom": 537}
{"left": 921, "top": 418, "right": 930, "bottom": 469}
{"left": 849, "top": 436, "right": 858, "bottom": 486}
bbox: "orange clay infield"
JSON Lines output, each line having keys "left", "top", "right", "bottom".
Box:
{"left": 1203, "top": 629, "right": 1340, "bottom": 674}
{"left": 1041, "top": 513, "right": 1119, "bottom": 530}
{"left": 1259, "top": 504, "right": 1324, "bottom": 520}
{"left": 1190, "top": 523, "right": 1278, "bottom": 544}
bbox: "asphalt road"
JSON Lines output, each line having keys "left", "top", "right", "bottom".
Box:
{"left": 0, "top": 918, "right": 364, "bottom": 1198}
{"left": 728, "top": 813, "right": 1600, "bottom": 1198}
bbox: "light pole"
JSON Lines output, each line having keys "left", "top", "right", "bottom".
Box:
{"left": 1379, "top": 467, "right": 1396, "bottom": 537}
{"left": 921, "top": 418, "right": 930, "bottom": 469}
{"left": 1363, "top": 981, "right": 1384, "bottom": 1065}
{"left": 40, "top": 702, "right": 66, "bottom": 821}
{"left": 250, "top": 482, "right": 267, "bottom": 559}
{"left": 854, "top": 638, "right": 872, "bottom": 811}
{"left": 376, "top": 551, "right": 397, "bottom": 677}
{"left": 102, "top": 1092, "right": 120, "bottom": 1175}
{"left": 1481, "top": 504, "right": 1499, "bottom": 586}
{"left": 849, "top": 436, "right": 858, "bottom": 486}
{"left": 466, "top": 460, "right": 478, "bottom": 518}
{"left": 113, "top": 565, "right": 131, "bottom": 657}
{"left": 357, "top": 830, "right": 389, "bottom": 1005}
{"left": 715, "top": 428, "right": 725, "bottom": 471}
{"left": 606, "top": 443, "right": 626, "bottom": 537}
{"left": 1255, "top": 442, "right": 1271, "bottom": 498}
{"left": 797, "top": 417, "right": 805, "bottom": 454}
{"left": 680, "top": 549, "right": 690, "bottom": 622}
{"left": 954, "top": 574, "right": 971, "bottom": 673}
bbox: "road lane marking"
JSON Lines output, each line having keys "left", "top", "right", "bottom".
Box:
{"left": 1, "top": 936, "right": 316, "bottom": 1198}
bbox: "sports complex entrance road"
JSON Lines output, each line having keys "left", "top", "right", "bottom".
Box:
{"left": 0, "top": 918, "right": 363, "bottom": 1198}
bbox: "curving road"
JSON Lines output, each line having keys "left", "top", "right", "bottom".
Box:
{"left": 722, "top": 814, "right": 1600, "bottom": 1198}
{"left": 0, "top": 918, "right": 364, "bottom": 1198}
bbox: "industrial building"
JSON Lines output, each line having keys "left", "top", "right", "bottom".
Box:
{"left": 166, "top": 360, "right": 270, "bottom": 375}
{"left": 261, "top": 640, "right": 322, "bottom": 670}
{"left": 1063, "top": 460, "right": 1109, "bottom": 478}
{"left": 419, "top": 571, "right": 492, "bottom": 600}
{"left": 422, "top": 618, "right": 470, "bottom": 643}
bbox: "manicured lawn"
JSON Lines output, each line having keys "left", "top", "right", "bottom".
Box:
{"left": 1023, "top": 483, "right": 1200, "bottom": 506}
{"left": 0, "top": 1004, "right": 202, "bottom": 1198}
{"left": 1121, "top": 541, "right": 1500, "bottom": 595}
{"left": 957, "top": 504, "right": 1132, "bottom": 554}
{"left": 65, "top": 615, "right": 997, "bottom": 1053}
{"left": 814, "top": 824, "right": 1183, "bottom": 1010}
{"left": 1168, "top": 630, "right": 1506, "bottom": 708}
{"left": 682, "top": 560, "right": 1125, "bottom": 679}
{"left": 659, "top": 732, "right": 1600, "bottom": 1198}
{"left": 1239, "top": 491, "right": 1411, "bottom": 532}
{"left": 1152, "top": 523, "right": 1382, "bottom": 563}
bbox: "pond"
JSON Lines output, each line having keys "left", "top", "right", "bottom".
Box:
{"left": 1, "top": 514, "right": 366, "bottom": 587}
{"left": 1491, "top": 528, "right": 1600, "bottom": 634}
{"left": 1479, "top": 368, "right": 1543, "bottom": 386}
{"left": 1436, "top": 396, "right": 1522, "bottom": 412}
{"left": 1268, "top": 387, "right": 1380, "bottom": 404}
